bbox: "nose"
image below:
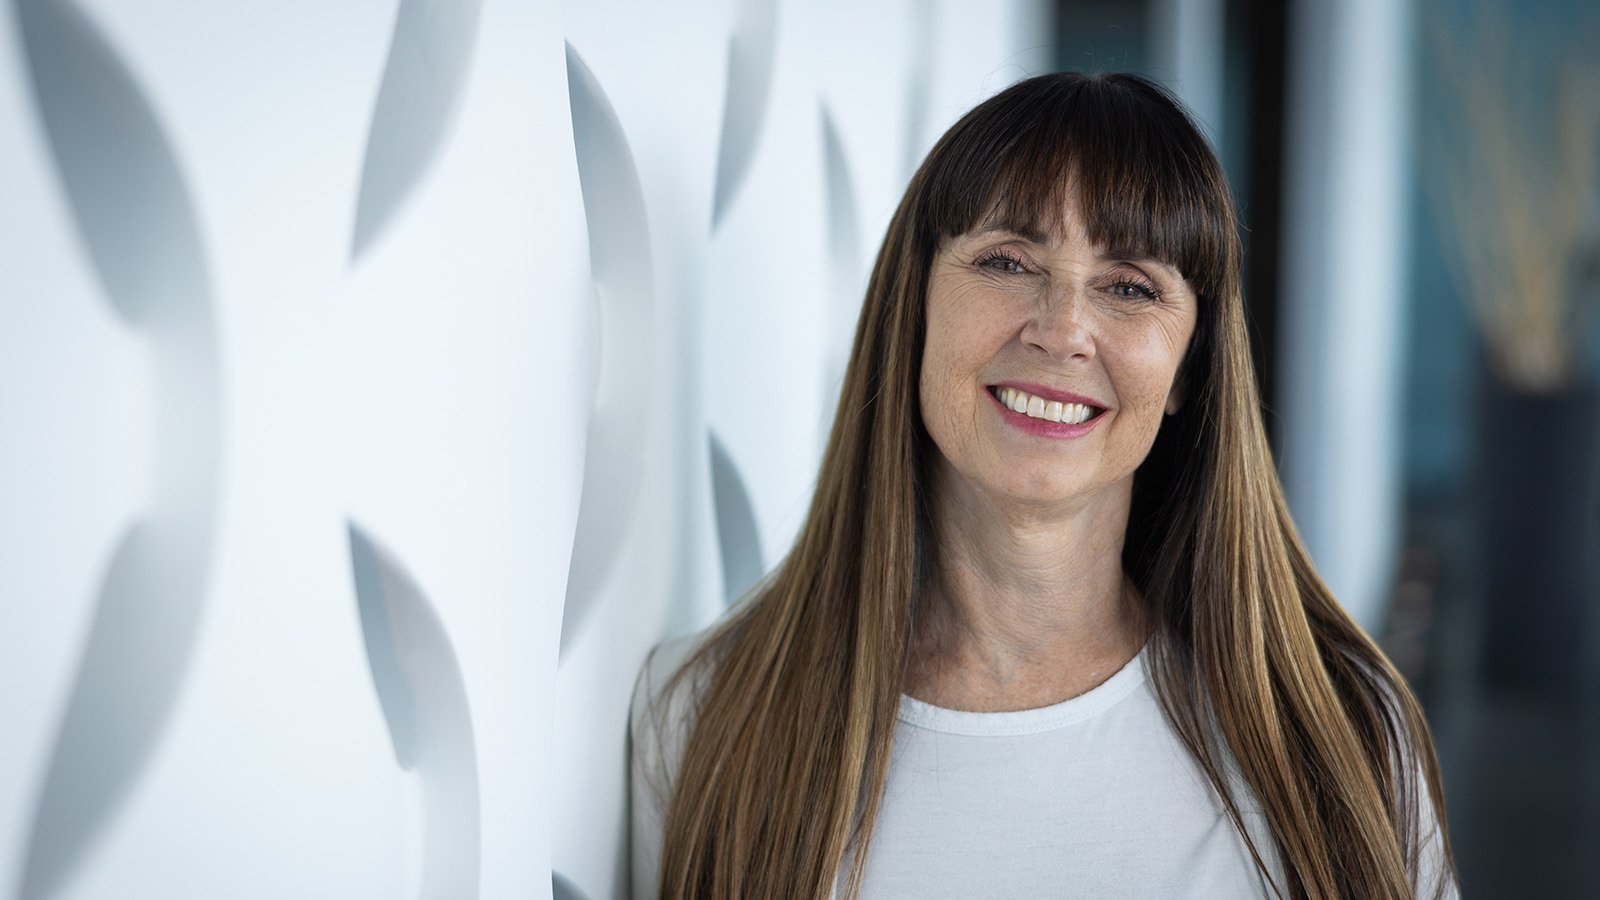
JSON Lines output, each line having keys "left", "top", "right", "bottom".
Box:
{"left": 1019, "top": 284, "right": 1095, "bottom": 361}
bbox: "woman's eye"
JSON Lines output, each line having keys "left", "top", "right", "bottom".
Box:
{"left": 1109, "top": 280, "right": 1160, "bottom": 301}
{"left": 977, "top": 253, "right": 1028, "bottom": 275}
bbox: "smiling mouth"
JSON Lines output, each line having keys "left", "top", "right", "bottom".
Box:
{"left": 989, "top": 386, "right": 1106, "bottom": 425}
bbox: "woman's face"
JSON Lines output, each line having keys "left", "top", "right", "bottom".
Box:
{"left": 918, "top": 193, "right": 1198, "bottom": 511}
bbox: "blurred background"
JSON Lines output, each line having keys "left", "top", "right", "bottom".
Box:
{"left": 1, "top": 0, "right": 1595, "bottom": 898}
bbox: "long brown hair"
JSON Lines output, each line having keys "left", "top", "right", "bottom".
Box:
{"left": 650, "top": 72, "right": 1454, "bottom": 899}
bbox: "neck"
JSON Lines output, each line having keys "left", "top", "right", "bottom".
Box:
{"left": 906, "top": 459, "right": 1148, "bottom": 711}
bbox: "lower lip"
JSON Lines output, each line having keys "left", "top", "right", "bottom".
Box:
{"left": 987, "top": 389, "right": 1107, "bottom": 438}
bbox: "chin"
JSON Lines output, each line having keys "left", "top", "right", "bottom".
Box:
{"left": 992, "top": 470, "right": 1087, "bottom": 505}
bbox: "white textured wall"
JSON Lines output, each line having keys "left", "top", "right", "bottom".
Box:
{"left": 0, "top": 2, "right": 1047, "bottom": 898}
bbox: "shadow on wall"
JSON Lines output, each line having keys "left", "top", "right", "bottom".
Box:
{"left": 552, "top": 870, "right": 590, "bottom": 900}
{"left": 348, "top": 522, "right": 480, "bottom": 900}
{"left": 13, "top": 2, "right": 221, "bottom": 897}
{"left": 350, "top": 0, "right": 482, "bottom": 259}
{"left": 709, "top": 0, "right": 778, "bottom": 229}
{"left": 709, "top": 431, "right": 764, "bottom": 605}
{"left": 559, "top": 41, "right": 657, "bottom": 659}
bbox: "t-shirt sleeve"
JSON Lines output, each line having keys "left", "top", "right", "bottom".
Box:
{"left": 628, "top": 634, "right": 708, "bottom": 900}
{"left": 629, "top": 645, "right": 668, "bottom": 900}
{"left": 1354, "top": 658, "right": 1459, "bottom": 899}
{"left": 1408, "top": 753, "right": 1458, "bottom": 900}
{"left": 1376, "top": 679, "right": 1457, "bottom": 900}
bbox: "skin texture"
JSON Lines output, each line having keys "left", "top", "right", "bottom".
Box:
{"left": 909, "top": 192, "right": 1198, "bottom": 712}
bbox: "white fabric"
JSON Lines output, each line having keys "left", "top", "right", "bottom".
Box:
{"left": 629, "top": 629, "right": 1457, "bottom": 899}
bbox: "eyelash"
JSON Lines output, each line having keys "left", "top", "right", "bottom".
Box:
{"left": 975, "top": 249, "right": 1029, "bottom": 275}
{"left": 1109, "top": 279, "right": 1162, "bottom": 302}
{"left": 973, "top": 251, "right": 1163, "bottom": 301}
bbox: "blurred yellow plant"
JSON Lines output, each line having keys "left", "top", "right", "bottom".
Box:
{"left": 1422, "top": 0, "right": 1600, "bottom": 392}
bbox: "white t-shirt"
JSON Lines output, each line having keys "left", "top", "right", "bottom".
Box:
{"left": 629, "top": 630, "right": 1457, "bottom": 899}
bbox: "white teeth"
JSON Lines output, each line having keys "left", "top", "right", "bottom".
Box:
{"left": 994, "top": 387, "right": 1099, "bottom": 424}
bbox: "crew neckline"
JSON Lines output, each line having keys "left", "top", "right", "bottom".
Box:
{"left": 896, "top": 641, "right": 1150, "bottom": 736}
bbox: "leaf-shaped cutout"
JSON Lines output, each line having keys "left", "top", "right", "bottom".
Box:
{"left": 348, "top": 522, "right": 480, "bottom": 900}
{"left": 15, "top": 0, "right": 211, "bottom": 329}
{"left": 709, "top": 431, "right": 764, "bottom": 606}
{"left": 552, "top": 871, "right": 590, "bottom": 900}
{"left": 350, "top": 0, "right": 484, "bottom": 259}
{"left": 818, "top": 103, "right": 860, "bottom": 281}
{"left": 818, "top": 100, "right": 863, "bottom": 431}
{"left": 560, "top": 43, "right": 656, "bottom": 658}
{"left": 903, "top": 9, "right": 935, "bottom": 180}
{"left": 710, "top": 0, "right": 779, "bottom": 230}
{"left": 19, "top": 523, "right": 205, "bottom": 900}
{"left": 15, "top": 5, "right": 222, "bottom": 898}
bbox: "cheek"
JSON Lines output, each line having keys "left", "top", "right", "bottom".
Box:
{"left": 918, "top": 334, "right": 965, "bottom": 437}
{"left": 919, "top": 310, "right": 999, "bottom": 438}
{"left": 920, "top": 306, "right": 968, "bottom": 393}
{"left": 925, "top": 298, "right": 1012, "bottom": 371}
{"left": 1155, "top": 315, "right": 1196, "bottom": 372}
{"left": 1108, "top": 328, "right": 1186, "bottom": 410}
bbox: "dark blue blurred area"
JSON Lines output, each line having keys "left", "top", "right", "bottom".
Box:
{"left": 1402, "top": 1, "right": 1600, "bottom": 896}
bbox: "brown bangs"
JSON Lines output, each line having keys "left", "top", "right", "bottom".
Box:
{"left": 914, "top": 73, "right": 1236, "bottom": 302}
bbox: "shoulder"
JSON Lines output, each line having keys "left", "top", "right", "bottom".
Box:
{"left": 632, "top": 630, "right": 710, "bottom": 710}
{"left": 630, "top": 626, "right": 718, "bottom": 733}
{"left": 630, "top": 624, "right": 720, "bottom": 896}
{"left": 629, "top": 624, "right": 720, "bottom": 806}
{"left": 628, "top": 624, "right": 723, "bottom": 899}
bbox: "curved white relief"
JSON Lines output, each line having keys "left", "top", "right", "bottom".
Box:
{"left": 0, "top": 4, "right": 1055, "bottom": 897}
{"left": 13, "top": 3, "right": 221, "bottom": 897}
{"left": 350, "top": 0, "right": 484, "bottom": 258}
{"left": 709, "top": 0, "right": 778, "bottom": 230}
{"left": 348, "top": 521, "right": 480, "bottom": 900}
{"left": 559, "top": 42, "right": 656, "bottom": 658}
{"left": 708, "top": 431, "right": 764, "bottom": 605}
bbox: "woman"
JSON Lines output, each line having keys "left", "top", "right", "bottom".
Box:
{"left": 631, "top": 72, "right": 1457, "bottom": 899}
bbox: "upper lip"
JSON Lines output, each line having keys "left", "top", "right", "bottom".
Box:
{"left": 989, "top": 381, "right": 1108, "bottom": 410}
